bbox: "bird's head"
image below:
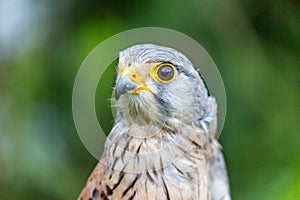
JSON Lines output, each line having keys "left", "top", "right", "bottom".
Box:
{"left": 114, "top": 44, "right": 212, "bottom": 131}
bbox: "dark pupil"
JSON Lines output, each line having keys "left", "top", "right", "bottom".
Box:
{"left": 158, "top": 65, "right": 174, "bottom": 81}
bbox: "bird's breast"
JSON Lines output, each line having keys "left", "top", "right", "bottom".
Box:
{"left": 99, "top": 123, "right": 212, "bottom": 199}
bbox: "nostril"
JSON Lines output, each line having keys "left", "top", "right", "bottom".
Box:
{"left": 131, "top": 74, "right": 137, "bottom": 79}
{"left": 125, "top": 84, "right": 131, "bottom": 89}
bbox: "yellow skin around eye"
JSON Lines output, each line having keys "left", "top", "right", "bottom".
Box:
{"left": 150, "top": 62, "right": 178, "bottom": 84}
{"left": 117, "top": 62, "right": 177, "bottom": 96}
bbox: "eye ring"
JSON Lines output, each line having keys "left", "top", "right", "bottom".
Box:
{"left": 152, "top": 63, "right": 177, "bottom": 83}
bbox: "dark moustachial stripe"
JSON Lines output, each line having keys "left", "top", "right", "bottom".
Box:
{"left": 122, "top": 173, "right": 141, "bottom": 197}
{"left": 155, "top": 84, "right": 171, "bottom": 117}
{"left": 154, "top": 65, "right": 193, "bottom": 122}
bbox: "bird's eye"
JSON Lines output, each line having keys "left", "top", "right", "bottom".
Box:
{"left": 152, "top": 63, "right": 177, "bottom": 83}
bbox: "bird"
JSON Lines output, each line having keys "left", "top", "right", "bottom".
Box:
{"left": 78, "top": 44, "right": 231, "bottom": 200}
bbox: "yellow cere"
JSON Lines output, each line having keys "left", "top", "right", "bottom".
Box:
{"left": 120, "top": 65, "right": 153, "bottom": 95}
{"left": 128, "top": 71, "right": 148, "bottom": 93}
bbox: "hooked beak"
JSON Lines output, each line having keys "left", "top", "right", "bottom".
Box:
{"left": 114, "top": 75, "right": 138, "bottom": 100}
{"left": 114, "top": 68, "right": 152, "bottom": 100}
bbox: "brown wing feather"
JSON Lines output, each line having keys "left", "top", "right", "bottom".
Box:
{"left": 78, "top": 153, "right": 106, "bottom": 200}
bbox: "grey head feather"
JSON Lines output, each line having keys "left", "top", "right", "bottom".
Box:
{"left": 117, "top": 44, "right": 215, "bottom": 131}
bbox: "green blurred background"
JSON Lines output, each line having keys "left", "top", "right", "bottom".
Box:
{"left": 0, "top": 0, "right": 299, "bottom": 199}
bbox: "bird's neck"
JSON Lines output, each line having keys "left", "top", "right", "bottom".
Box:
{"left": 104, "top": 119, "right": 212, "bottom": 173}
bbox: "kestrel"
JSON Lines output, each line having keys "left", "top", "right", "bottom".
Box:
{"left": 78, "top": 44, "right": 231, "bottom": 200}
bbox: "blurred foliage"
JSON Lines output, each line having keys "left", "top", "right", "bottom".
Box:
{"left": 0, "top": 0, "right": 299, "bottom": 199}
